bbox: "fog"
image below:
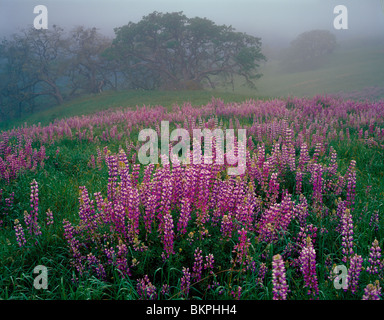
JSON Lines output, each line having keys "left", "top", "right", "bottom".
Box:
{"left": 1, "top": 0, "right": 384, "bottom": 106}
{"left": 1, "top": 0, "right": 383, "bottom": 45}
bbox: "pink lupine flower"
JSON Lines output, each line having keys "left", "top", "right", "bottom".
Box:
{"left": 299, "top": 237, "right": 319, "bottom": 298}
{"left": 137, "top": 275, "right": 157, "bottom": 300}
{"left": 346, "top": 254, "right": 363, "bottom": 294}
{"left": 272, "top": 254, "right": 289, "bottom": 300}
{"left": 115, "top": 241, "right": 131, "bottom": 277}
{"left": 369, "top": 211, "right": 379, "bottom": 233}
{"left": 14, "top": 219, "right": 26, "bottom": 247}
{"left": 256, "top": 262, "right": 267, "bottom": 287}
{"left": 311, "top": 163, "right": 323, "bottom": 207}
{"left": 180, "top": 267, "right": 191, "bottom": 298}
{"left": 177, "top": 197, "right": 191, "bottom": 235}
{"left": 294, "top": 194, "right": 309, "bottom": 227}
{"left": 161, "top": 210, "right": 175, "bottom": 259}
{"left": 204, "top": 253, "right": 214, "bottom": 275}
{"left": 192, "top": 247, "right": 203, "bottom": 282}
{"left": 367, "top": 239, "right": 381, "bottom": 275}
{"left": 87, "top": 253, "right": 106, "bottom": 280}
{"left": 340, "top": 208, "right": 354, "bottom": 263}
{"left": 298, "top": 143, "right": 310, "bottom": 171}
{"left": 231, "top": 286, "right": 242, "bottom": 300}
{"left": 62, "top": 219, "right": 85, "bottom": 277}
{"left": 328, "top": 146, "right": 338, "bottom": 176}
{"left": 233, "top": 228, "right": 251, "bottom": 267}
{"left": 220, "top": 214, "right": 233, "bottom": 241}
{"left": 295, "top": 170, "right": 303, "bottom": 195}
{"left": 267, "top": 172, "right": 279, "bottom": 203}
{"left": 362, "top": 281, "right": 382, "bottom": 300}
{"left": 345, "top": 160, "right": 357, "bottom": 210}
{"left": 30, "top": 179, "right": 41, "bottom": 236}
{"left": 45, "top": 208, "right": 54, "bottom": 226}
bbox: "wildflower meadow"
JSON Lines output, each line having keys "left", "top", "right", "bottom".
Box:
{"left": 1, "top": 95, "right": 384, "bottom": 301}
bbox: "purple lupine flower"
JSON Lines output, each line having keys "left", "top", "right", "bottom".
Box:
{"left": 45, "top": 208, "right": 54, "bottom": 226}
{"left": 256, "top": 262, "right": 267, "bottom": 287}
{"left": 158, "top": 177, "right": 173, "bottom": 221}
{"left": 204, "top": 253, "right": 214, "bottom": 275}
{"left": 298, "top": 143, "right": 310, "bottom": 171}
{"left": 334, "top": 175, "right": 345, "bottom": 196}
{"left": 296, "top": 224, "right": 318, "bottom": 249}
{"left": 233, "top": 228, "right": 251, "bottom": 267}
{"left": 367, "top": 239, "right": 381, "bottom": 275}
{"left": 115, "top": 241, "right": 131, "bottom": 277}
{"left": 299, "top": 237, "right": 319, "bottom": 298}
{"left": 87, "top": 253, "right": 106, "bottom": 280}
{"left": 23, "top": 210, "right": 33, "bottom": 235}
{"left": 4, "top": 191, "right": 14, "bottom": 216}
{"left": 192, "top": 247, "right": 203, "bottom": 282}
{"left": 346, "top": 254, "right": 363, "bottom": 294}
{"left": 312, "top": 142, "right": 322, "bottom": 162}
{"left": 231, "top": 286, "right": 242, "bottom": 300}
{"left": 272, "top": 254, "right": 289, "bottom": 300}
{"left": 14, "top": 219, "right": 26, "bottom": 247}
{"left": 62, "top": 219, "right": 85, "bottom": 277}
{"left": 161, "top": 210, "right": 175, "bottom": 259}
{"left": 177, "top": 197, "right": 191, "bottom": 235}
{"left": 340, "top": 208, "right": 354, "bottom": 263}
{"left": 345, "top": 160, "right": 357, "bottom": 210}
{"left": 88, "top": 154, "right": 96, "bottom": 169}
{"left": 220, "top": 214, "right": 233, "bottom": 241}
{"left": 96, "top": 147, "right": 103, "bottom": 170}
{"left": 131, "top": 163, "right": 141, "bottom": 187}
{"left": 294, "top": 194, "right": 309, "bottom": 227}
{"left": 311, "top": 163, "right": 323, "bottom": 208}
{"left": 144, "top": 193, "right": 157, "bottom": 236}
{"left": 103, "top": 246, "right": 115, "bottom": 265}
{"left": 258, "top": 195, "right": 293, "bottom": 243}
{"left": 267, "top": 172, "right": 279, "bottom": 204}
{"left": 369, "top": 211, "right": 379, "bottom": 233}
{"left": 160, "top": 284, "right": 170, "bottom": 297}
{"left": 137, "top": 275, "right": 157, "bottom": 300}
{"left": 78, "top": 186, "right": 96, "bottom": 231}
{"left": 284, "top": 128, "right": 296, "bottom": 172}
{"left": 30, "top": 179, "right": 41, "bottom": 236}
{"left": 105, "top": 153, "right": 119, "bottom": 202}
{"left": 180, "top": 267, "right": 191, "bottom": 298}
{"left": 328, "top": 146, "right": 338, "bottom": 176}
{"left": 362, "top": 281, "right": 382, "bottom": 300}
{"left": 295, "top": 170, "right": 303, "bottom": 195}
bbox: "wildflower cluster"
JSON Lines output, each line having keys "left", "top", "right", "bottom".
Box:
{"left": 3, "top": 95, "right": 384, "bottom": 300}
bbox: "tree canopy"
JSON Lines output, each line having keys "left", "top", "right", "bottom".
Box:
{"left": 0, "top": 12, "right": 266, "bottom": 121}
{"left": 109, "top": 11, "right": 266, "bottom": 90}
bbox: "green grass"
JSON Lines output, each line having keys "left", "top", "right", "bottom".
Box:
{"left": 222, "top": 43, "right": 384, "bottom": 98}
{"left": 0, "top": 90, "right": 265, "bottom": 131}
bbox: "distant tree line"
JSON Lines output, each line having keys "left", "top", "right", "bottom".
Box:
{"left": 0, "top": 11, "right": 266, "bottom": 121}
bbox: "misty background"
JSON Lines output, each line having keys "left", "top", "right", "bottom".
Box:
{"left": 1, "top": 0, "right": 384, "bottom": 44}
{"left": 0, "top": 0, "right": 384, "bottom": 122}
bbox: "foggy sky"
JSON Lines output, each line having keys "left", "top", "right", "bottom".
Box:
{"left": 1, "top": 0, "right": 384, "bottom": 45}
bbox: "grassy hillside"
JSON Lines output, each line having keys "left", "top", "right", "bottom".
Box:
{"left": 220, "top": 42, "right": 384, "bottom": 99}
{"left": 2, "top": 41, "right": 383, "bottom": 131}
{"left": 0, "top": 90, "right": 265, "bottom": 131}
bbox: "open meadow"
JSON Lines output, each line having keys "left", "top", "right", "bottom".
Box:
{"left": 1, "top": 89, "right": 384, "bottom": 300}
